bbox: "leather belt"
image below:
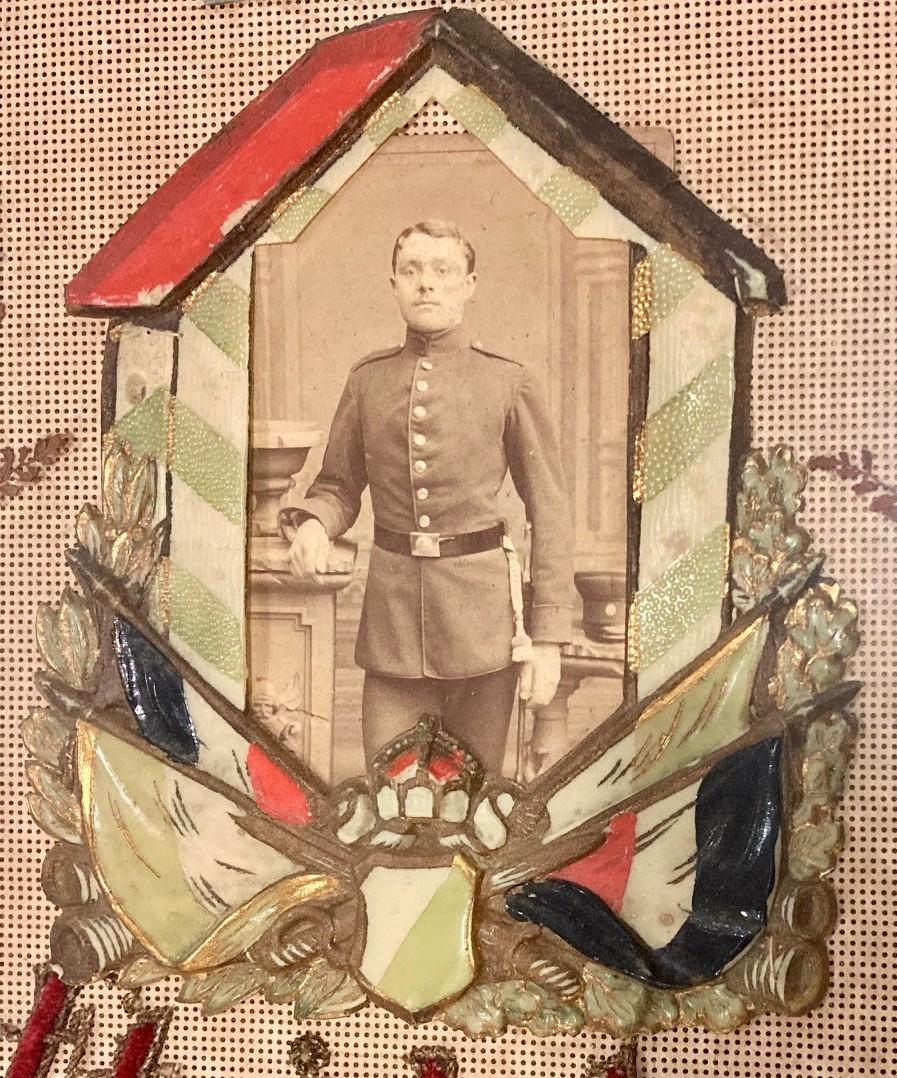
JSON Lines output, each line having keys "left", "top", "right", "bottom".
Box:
{"left": 374, "top": 523, "right": 504, "bottom": 558}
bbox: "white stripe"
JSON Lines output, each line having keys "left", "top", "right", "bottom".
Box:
{"left": 619, "top": 782, "right": 699, "bottom": 948}
{"left": 320, "top": 135, "right": 379, "bottom": 194}
{"left": 184, "top": 683, "right": 253, "bottom": 795}
{"left": 646, "top": 280, "right": 736, "bottom": 412}
{"left": 224, "top": 249, "right": 254, "bottom": 294}
{"left": 575, "top": 197, "right": 654, "bottom": 248}
{"left": 177, "top": 318, "right": 250, "bottom": 450}
{"left": 417, "top": 66, "right": 462, "bottom": 106}
{"left": 486, "top": 124, "right": 561, "bottom": 192}
{"left": 168, "top": 477, "right": 245, "bottom": 623}
{"left": 637, "top": 429, "right": 732, "bottom": 588}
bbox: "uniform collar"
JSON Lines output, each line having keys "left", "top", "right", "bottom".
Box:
{"left": 404, "top": 322, "right": 471, "bottom": 356}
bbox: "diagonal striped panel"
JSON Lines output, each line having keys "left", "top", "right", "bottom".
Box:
{"left": 182, "top": 275, "right": 250, "bottom": 368}
{"left": 637, "top": 351, "right": 735, "bottom": 502}
{"left": 169, "top": 563, "right": 245, "bottom": 683}
{"left": 628, "top": 524, "right": 730, "bottom": 672}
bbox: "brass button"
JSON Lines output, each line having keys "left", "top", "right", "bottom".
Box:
{"left": 413, "top": 405, "right": 427, "bottom": 419}
{"left": 413, "top": 433, "right": 427, "bottom": 447}
{"left": 419, "top": 514, "right": 431, "bottom": 528}
{"left": 414, "top": 460, "right": 427, "bottom": 473}
{"left": 421, "top": 360, "right": 434, "bottom": 371}
{"left": 416, "top": 488, "right": 429, "bottom": 501}
{"left": 416, "top": 379, "right": 429, "bottom": 392}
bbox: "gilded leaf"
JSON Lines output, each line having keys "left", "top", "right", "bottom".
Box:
{"left": 202, "top": 962, "right": 269, "bottom": 1015}
{"left": 109, "top": 533, "right": 134, "bottom": 578}
{"left": 25, "top": 762, "right": 81, "bottom": 831}
{"left": 118, "top": 953, "right": 177, "bottom": 989}
{"left": 770, "top": 585, "right": 860, "bottom": 709}
{"left": 677, "top": 983, "right": 748, "bottom": 1030}
{"left": 26, "top": 793, "right": 82, "bottom": 844}
{"left": 291, "top": 959, "right": 366, "bottom": 1020}
{"left": 124, "top": 522, "right": 166, "bottom": 590}
{"left": 21, "top": 708, "right": 71, "bottom": 766}
{"left": 35, "top": 588, "right": 99, "bottom": 691}
{"left": 496, "top": 981, "right": 584, "bottom": 1037}
{"left": 103, "top": 445, "right": 131, "bottom": 525}
{"left": 439, "top": 984, "right": 508, "bottom": 1039}
{"left": 176, "top": 973, "right": 211, "bottom": 1005}
{"left": 75, "top": 504, "right": 108, "bottom": 564}
{"left": 789, "top": 817, "right": 843, "bottom": 880}
{"left": 581, "top": 964, "right": 653, "bottom": 1037}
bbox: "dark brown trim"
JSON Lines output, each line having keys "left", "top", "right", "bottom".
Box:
{"left": 430, "top": 10, "right": 786, "bottom": 312}
{"left": 723, "top": 308, "right": 756, "bottom": 625}
{"left": 100, "top": 321, "right": 121, "bottom": 435}
{"left": 624, "top": 244, "right": 650, "bottom": 705}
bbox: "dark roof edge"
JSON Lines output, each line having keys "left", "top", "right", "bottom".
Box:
{"left": 432, "top": 9, "right": 787, "bottom": 312}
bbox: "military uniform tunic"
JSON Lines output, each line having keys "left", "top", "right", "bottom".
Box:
{"left": 282, "top": 323, "right": 574, "bottom": 679}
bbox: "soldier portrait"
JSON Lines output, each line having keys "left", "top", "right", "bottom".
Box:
{"left": 250, "top": 135, "right": 634, "bottom": 786}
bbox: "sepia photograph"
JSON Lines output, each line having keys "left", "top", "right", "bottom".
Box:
{"left": 248, "top": 135, "right": 640, "bottom": 786}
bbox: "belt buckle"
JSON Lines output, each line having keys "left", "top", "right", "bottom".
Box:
{"left": 410, "top": 532, "right": 442, "bottom": 558}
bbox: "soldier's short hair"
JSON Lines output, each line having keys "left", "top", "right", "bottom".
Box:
{"left": 392, "top": 220, "right": 476, "bottom": 274}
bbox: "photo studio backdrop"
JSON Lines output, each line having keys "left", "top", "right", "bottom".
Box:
{"left": 2, "top": 1, "right": 893, "bottom": 1075}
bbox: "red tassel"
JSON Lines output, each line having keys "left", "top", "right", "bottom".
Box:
{"left": 112, "top": 1021, "right": 159, "bottom": 1078}
{"left": 5, "top": 969, "right": 74, "bottom": 1078}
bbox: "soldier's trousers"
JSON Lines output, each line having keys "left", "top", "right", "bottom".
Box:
{"left": 361, "top": 666, "right": 519, "bottom": 771}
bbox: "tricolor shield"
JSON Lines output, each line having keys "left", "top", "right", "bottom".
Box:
{"left": 355, "top": 855, "right": 478, "bottom": 1017}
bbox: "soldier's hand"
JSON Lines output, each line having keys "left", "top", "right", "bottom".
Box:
{"left": 287, "top": 518, "right": 332, "bottom": 578}
{"left": 519, "top": 642, "right": 562, "bottom": 709}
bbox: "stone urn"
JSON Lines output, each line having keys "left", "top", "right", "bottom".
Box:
{"left": 250, "top": 420, "right": 322, "bottom": 537}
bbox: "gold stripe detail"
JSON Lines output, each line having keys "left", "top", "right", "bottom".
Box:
{"left": 364, "top": 92, "right": 418, "bottom": 145}
{"left": 631, "top": 255, "right": 654, "bottom": 339}
{"left": 269, "top": 186, "right": 332, "bottom": 243}
{"left": 629, "top": 524, "right": 730, "bottom": 672}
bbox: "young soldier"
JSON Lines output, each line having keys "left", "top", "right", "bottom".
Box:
{"left": 280, "top": 220, "right": 573, "bottom": 770}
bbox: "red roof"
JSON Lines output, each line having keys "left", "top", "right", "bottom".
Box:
{"left": 66, "top": 7, "right": 784, "bottom": 314}
{"left": 66, "top": 9, "right": 439, "bottom": 311}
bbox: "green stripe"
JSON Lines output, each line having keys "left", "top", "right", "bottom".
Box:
{"left": 641, "top": 352, "right": 735, "bottom": 501}
{"left": 269, "top": 187, "right": 331, "bottom": 242}
{"left": 365, "top": 93, "right": 418, "bottom": 146}
{"left": 169, "top": 564, "right": 245, "bottom": 682}
{"left": 443, "top": 86, "right": 507, "bottom": 143}
{"left": 183, "top": 276, "right": 250, "bottom": 368}
{"left": 629, "top": 524, "right": 730, "bottom": 671}
{"left": 113, "top": 387, "right": 169, "bottom": 460}
{"left": 171, "top": 402, "right": 245, "bottom": 526}
{"left": 535, "top": 167, "right": 601, "bottom": 230}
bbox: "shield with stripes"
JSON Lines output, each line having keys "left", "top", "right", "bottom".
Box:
{"left": 354, "top": 854, "right": 478, "bottom": 1018}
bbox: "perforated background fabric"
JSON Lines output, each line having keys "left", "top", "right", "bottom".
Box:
{"left": 1, "top": 1, "right": 893, "bottom": 1075}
